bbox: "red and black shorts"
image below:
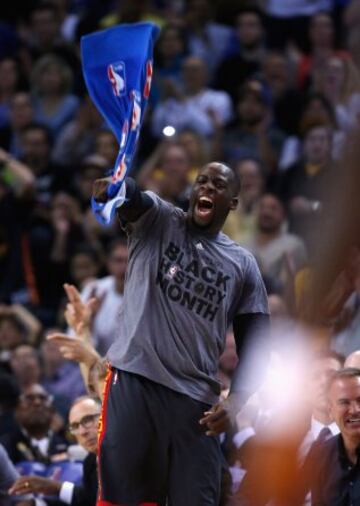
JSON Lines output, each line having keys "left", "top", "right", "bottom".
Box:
{"left": 97, "top": 369, "right": 221, "bottom": 506}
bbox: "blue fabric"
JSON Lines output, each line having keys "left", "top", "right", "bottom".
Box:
{"left": 81, "top": 23, "right": 159, "bottom": 225}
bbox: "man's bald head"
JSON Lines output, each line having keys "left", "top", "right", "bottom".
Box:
{"left": 199, "top": 162, "right": 241, "bottom": 197}
{"left": 345, "top": 350, "right": 360, "bottom": 369}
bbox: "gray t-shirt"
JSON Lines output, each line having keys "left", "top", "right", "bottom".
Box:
{"left": 107, "top": 193, "right": 268, "bottom": 404}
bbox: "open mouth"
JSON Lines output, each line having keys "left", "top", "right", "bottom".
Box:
{"left": 194, "top": 196, "right": 215, "bottom": 223}
{"left": 346, "top": 418, "right": 360, "bottom": 427}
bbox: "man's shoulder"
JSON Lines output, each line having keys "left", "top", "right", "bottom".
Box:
{"left": 218, "top": 233, "right": 257, "bottom": 261}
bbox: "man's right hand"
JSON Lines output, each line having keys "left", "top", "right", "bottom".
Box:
{"left": 93, "top": 177, "right": 111, "bottom": 203}
{"left": 9, "top": 476, "right": 61, "bottom": 496}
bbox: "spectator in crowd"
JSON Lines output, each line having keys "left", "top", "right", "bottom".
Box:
{"left": 314, "top": 55, "right": 360, "bottom": 132}
{"left": 299, "top": 350, "right": 343, "bottom": 461}
{"left": 265, "top": 0, "right": 332, "bottom": 52}
{"left": 52, "top": 96, "right": 104, "bottom": 167}
{"left": 10, "top": 345, "right": 42, "bottom": 392}
{"left": 222, "top": 79, "right": 285, "bottom": 175}
{"left": 0, "top": 383, "right": 68, "bottom": 464}
{"left": 151, "top": 56, "right": 233, "bottom": 138}
{"left": 223, "top": 157, "right": 265, "bottom": 244}
{"left": 30, "top": 54, "right": 79, "bottom": 136}
{"left": 184, "top": 0, "right": 233, "bottom": 75}
{"left": 79, "top": 238, "right": 128, "bottom": 355}
{"left": 10, "top": 396, "right": 100, "bottom": 506}
{"left": 215, "top": 7, "right": 266, "bottom": 104}
{"left": 73, "top": 155, "right": 108, "bottom": 212}
{"left": 153, "top": 23, "right": 188, "bottom": 102}
{"left": 41, "top": 332, "right": 86, "bottom": 408}
{"left": 20, "top": 123, "right": 70, "bottom": 204}
{"left": 0, "top": 93, "right": 33, "bottom": 157}
{"left": 22, "top": 1, "right": 79, "bottom": 76}
{"left": 0, "top": 57, "right": 27, "bottom": 129}
{"left": 50, "top": 282, "right": 105, "bottom": 400}
{"left": 69, "top": 246, "right": 102, "bottom": 291}
{"left": 278, "top": 93, "right": 344, "bottom": 171}
{"left": 303, "top": 368, "right": 360, "bottom": 504}
{"left": 261, "top": 52, "right": 304, "bottom": 135}
{"left": 138, "top": 141, "right": 192, "bottom": 208}
{"left": 279, "top": 120, "right": 334, "bottom": 241}
{"left": 244, "top": 193, "right": 307, "bottom": 285}
{"left": 94, "top": 129, "right": 118, "bottom": 169}
{"left": 22, "top": 190, "right": 91, "bottom": 319}
{"left": 297, "top": 11, "right": 347, "bottom": 90}
{"left": 0, "top": 308, "right": 38, "bottom": 362}
{"left": 176, "top": 128, "right": 210, "bottom": 179}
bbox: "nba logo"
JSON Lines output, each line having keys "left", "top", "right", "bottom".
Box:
{"left": 131, "top": 91, "right": 141, "bottom": 131}
{"left": 107, "top": 61, "right": 126, "bottom": 97}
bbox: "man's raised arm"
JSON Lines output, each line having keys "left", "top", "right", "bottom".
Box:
{"left": 93, "top": 176, "right": 153, "bottom": 224}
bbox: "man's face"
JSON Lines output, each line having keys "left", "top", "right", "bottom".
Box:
{"left": 69, "top": 399, "right": 100, "bottom": 453}
{"left": 182, "top": 58, "right": 207, "bottom": 92}
{"left": 188, "top": 163, "right": 238, "bottom": 232}
{"left": 22, "top": 129, "right": 50, "bottom": 165}
{"left": 16, "top": 384, "right": 53, "bottom": 432}
{"left": 238, "top": 93, "right": 265, "bottom": 126}
{"left": 257, "top": 195, "right": 284, "bottom": 234}
{"left": 303, "top": 127, "right": 332, "bottom": 165}
{"left": 329, "top": 376, "right": 360, "bottom": 440}
{"left": 308, "top": 357, "right": 342, "bottom": 414}
{"left": 236, "top": 13, "right": 263, "bottom": 48}
{"left": 310, "top": 13, "right": 334, "bottom": 46}
{"left": 237, "top": 159, "right": 263, "bottom": 197}
{"left": 160, "top": 145, "right": 190, "bottom": 197}
{"left": 31, "top": 9, "right": 59, "bottom": 46}
{"left": 0, "top": 318, "right": 23, "bottom": 350}
{"left": 11, "top": 345, "right": 41, "bottom": 386}
{"left": 10, "top": 93, "right": 33, "bottom": 130}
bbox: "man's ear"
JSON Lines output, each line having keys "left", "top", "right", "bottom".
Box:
{"left": 229, "top": 197, "right": 239, "bottom": 211}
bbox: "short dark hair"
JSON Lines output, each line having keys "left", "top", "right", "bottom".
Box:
{"left": 327, "top": 367, "right": 360, "bottom": 393}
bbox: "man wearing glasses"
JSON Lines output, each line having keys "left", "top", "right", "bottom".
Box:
{"left": 9, "top": 396, "right": 101, "bottom": 506}
{"left": 0, "top": 384, "right": 68, "bottom": 465}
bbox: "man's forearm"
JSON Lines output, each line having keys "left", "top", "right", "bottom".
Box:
{"left": 116, "top": 177, "right": 153, "bottom": 224}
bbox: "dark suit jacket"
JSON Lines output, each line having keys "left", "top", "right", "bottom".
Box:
{"left": 72, "top": 453, "right": 98, "bottom": 506}
{"left": 0, "top": 425, "right": 68, "bottom": 464}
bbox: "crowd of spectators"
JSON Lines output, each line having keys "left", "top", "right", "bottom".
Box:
{"left": 1, "top": 0, "right": 360, "bottom": 504}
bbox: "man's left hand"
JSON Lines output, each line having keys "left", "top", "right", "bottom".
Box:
{"left": 199, "top": 393, "right": 243, "bottom": 436}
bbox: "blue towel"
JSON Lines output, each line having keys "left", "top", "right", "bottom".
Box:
{"left": 81, "top": 22, "right": 159, "bottom": 224}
